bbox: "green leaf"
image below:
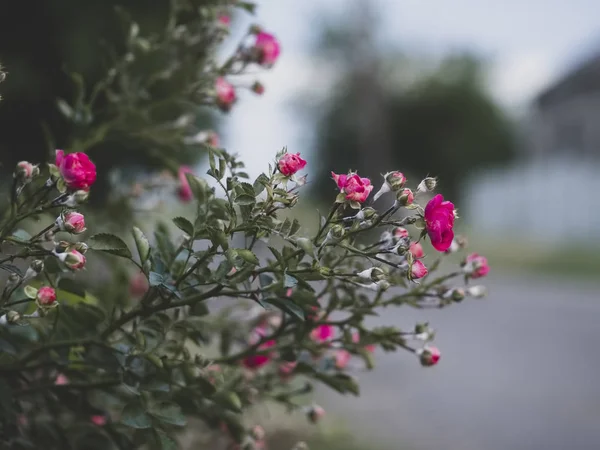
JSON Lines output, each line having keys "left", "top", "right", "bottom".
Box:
{"left": 150, "top": 403, "right": 186, "bottom": 426}
{"left": 121, "top": 401, "right": 152, "bottom": 429}
{"left": 267, "top": 246, "right": 286, "bottom": 269}
{"left": 283, "top": 274, "right": 298, "bottom": 288}
{"left": 149, "top": 272, "right": 164, "bottom": 286}
{"left": 185, "top": 173, "right": 210, "bottom": 203}
{"left": 132, "top": 227, "right": 151, "bottom": 264}
{"left": 155, "top": 430, "right": 179, "bottom": 450}
{"left": 89, "top": 233, "right": 132, "bottom": 258}
{"left": 234, "top": 193, "right": 256, "bottom": 206}
{"left": 264, "top": 297, "right": 305, "bottom": 321}
{"left": 209, "top": 229, "right": 229, "bottom": 251}
{"left": 238, "top": 1, "right": 257, "bottom": 14}
{"left": 235, "top": 249, "right": 259, "bottom": 265}
{"left": 214, "top": 391, "right": 242, "bottom": 412}
{"left": 253, "top": 173, "right": 270, "bottom": 195}
{"left": 173, "top": 217, "right": 194, "bottom": 237}
{"left": 11, "top": 229, "right": 32, "bottom": 242}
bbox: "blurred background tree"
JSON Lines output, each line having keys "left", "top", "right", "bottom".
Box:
{"left": 0, "top": 0, "right": 220, "bottom": 205}
{"left": 308, "top": 0, "right": 518, "bottom": 207}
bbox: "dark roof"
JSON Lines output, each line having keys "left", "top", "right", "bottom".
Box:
{"left": 536, "top": 53, "right": 600, "bottom": 108}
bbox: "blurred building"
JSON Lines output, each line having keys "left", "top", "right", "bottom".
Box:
{"left": 467, "top": 52, "right": 600, "bottom": 242}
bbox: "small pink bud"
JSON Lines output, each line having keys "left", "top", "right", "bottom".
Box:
{"left": 91, "top": 415, "right": 107, "bottom": 426}
{"left": 393, "top": 227, "right": 409, "bottom": 239}
{"left": 58, "top": 211, "right": 86, "bottom": 234}
{"left": 15, "top": 161, "right": 36, "bottom": 180}
{"left": 251, "top": 425, "right": 265, "bottom": 441}
{"left": 418, "top": 346, "right": 441, "bottom": 367}
{"left": 177, "top": 166, "right": 194, "bottom": 202}
{"left": 278, "top": 361, "right": 297, "bottom": 380}
{"left": 307, "top": 405, "right": 325, "bottom": 424}
{"left": 63, "top": 249, "right": 86, "bottom": 270}
{"left": 36, "top": 286, "right": 57, "bottom": 306}
{"left": 218, "top": 14, "right": 231, "bottom": 27}
{"left": 397, "top": 188, "right": 414, "bottom": 206}
{"left": 253, "top": 32, "right": 281, "bottom": 67}
{"left": 464, "top": 253, "right": 490, "bottom": 279}
{"left": 55, "top": 374, "right": 69, "bottom": 385}
{"left": 410, "top": 260, "right": 428, "bottom": 280}
{"left": 242, "top": 340, "right": 275, "bottom": 369}
{"left": 310, "top": 324, "right": 334, "bottom": 343}
{"left": 129, "top": 271, "right": 149, "bottom": 297}
{"left": 385, "top": 171, "right": 406, "bottom": 190}
{"left": 409, "top": 242, "right": 424, "bottom": 259}
{"left": 215, "top": 77, "right": 236, "bottom": 112}
{"left": 334, "top": 349, "right": 352, "bottom": 369}
{"left": 278, "top": 152, "right": 307, "bottom": 177}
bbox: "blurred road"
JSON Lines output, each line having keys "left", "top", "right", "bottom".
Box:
{"left": 320, "top": 272, "right": 600, "bottom": 450}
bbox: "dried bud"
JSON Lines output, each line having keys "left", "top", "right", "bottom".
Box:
{"left": 44, "top": 230, "right": 55, "bottom": 241}
{"left": 7, "top": 273, "right": 21, "bottom": 286}
{"left": 417, "top": 346, "right": 441, "bottom": 367}
{"left": 467, "top": 285, "right": 487, "bottom": 298}
{"left": 396, "top": 188, "right": 414, "bottom": 206}
{"left": 307, "top": 405, "right": 325, "bottom": 424}
{"left": 6, "top": 311, "right": 21, "bottom": 324}
{"left": 251, "top": 81, "right": 265, "bottom": 95}
{"left": 416, "top": 177, "right": 437, "bottom": 193}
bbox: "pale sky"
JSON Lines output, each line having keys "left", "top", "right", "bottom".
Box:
{"left": 222, "top": 0, "right": 600, "bottom": 179}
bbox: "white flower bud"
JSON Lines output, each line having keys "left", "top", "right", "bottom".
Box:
{"left": 466, "top": 285, "right": 487, "bottom": 298}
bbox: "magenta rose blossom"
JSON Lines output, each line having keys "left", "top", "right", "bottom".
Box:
{"left": 242, "top": 340, "right": 275, "bottom": 369}
{"left": 465, "top": 253, "right": 490, "bottom": 279}
{"left": 424, "top": 194, "right": 455, "bottom": 252}
{"left": 331, "top": 172, "right": 374, "bottom": 203}
{"left": 215, "top": 77, "right": 236, "bottom": 111}
{"left": 254, "top": 32, "right": 281, "bottom": 66}
{"left": 310, "top": 324, "right": 334, "bottom": 343}
{"left": 177, "top": 166, "right": 194, "bottom": 202}
{"left": 55, "top": 150, "right": 97, "bottom": 191}
{"left": 278, "top": 152, "right": 307, "bottom": 176}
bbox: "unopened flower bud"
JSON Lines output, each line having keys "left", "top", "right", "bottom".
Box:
{"left": 318, "top": 267, "right": 332, "bottom": 277}
{"left": 251, "top": 81, "right": 265, "bottom": 95}
{"left": 249, "top": 24, "right": 263, "bottom": 35}
{"left": 307, "top": 405, "right": 325, "bottom": 424}
{"left": 417, "top": 346, "right": 441, "bottom": 367}
{"left": 54, "top": 241, "right": 71, "bottom": 254}
{"left": 356, "top": 267, "right": 386, "bottom": 283}
{"left": 56, "top": 211, "right": 86, "bottom": 234}
{"left": 394, "top": 237, "right": 410, "bottom": 255}
{"left": 74, "top": 242, "right": 89, "bottom": 254}
{"left": 327, "top": 224, "right": 346, "bottom": 241}
{"left": 393, "top": 227, "right": 409, "bottom": 240}
{"left": 62, "top": 249, "right": 86, "bottom": 270}
{"left": 409, "top": 260, "right": 428, "bottom": 280}
{"left": 250, "top": 425, "right": 265, "bottom": 441}
{"left": 448, "top": 287, "right": 465, "bottom": 302}
{"left": 63, "top": 190, "right": 90, "bottom": 207}
{"left": 376, "top": 280, "right": 391, "bottom": 291}
{"left": 7, "top": 311, "right": 21, "bottom": 324}
{"left": 7, "top": 273, "right": 21, "bottom": 286}
{"left": 416, "top": 177, "right": 437, "bottom": 193}
{"left": 396, "top": 188, "right": 414, "bottom": 206}
{"left": 36, "top": 286, "right": 57, "bottom": 307}
{"left": 386, "top": 171, "right": 406, "bottom": 190}
{"left": 15, "top": 161, "right": 37, "bottom": 182}
{"left": 44, "top": 230, "right": 55, "bottom": 241}
{"left": 356, "top": 207, "right": 377, "bottom": 221}
{"left": 467, "top": 285, "right": 487, "bottom": 298}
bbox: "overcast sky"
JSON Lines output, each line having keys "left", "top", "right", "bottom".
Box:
{"left": 223, "top": 0, "right": 600, "bottom": 178}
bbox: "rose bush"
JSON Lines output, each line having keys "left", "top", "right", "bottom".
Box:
{"left": 0, "top": 4, "right": 489, "bottom": 450}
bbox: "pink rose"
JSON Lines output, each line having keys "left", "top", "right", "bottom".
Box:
{"left": 418, "top": 346, "right": 441, "bottom": 367}
{"left": 307, "top": 405, "right": 325, "bottom": 424}
{"left": 409, "top": 242, "right": 424, "bottom": 259}
{"left": 215, "top": 77, "right": 236, "bottom": 112}
{"left": 393, "top": 227, "right": 409, "bottom": 239}
{"left": 177, "top": 166, "right": 194, "bottom": 202}
{"left": 352, "top": 332, "right": 375, "bottom": 353}
{"left": 334, "top": 349, "right": 352, "bottom": 369}
{"left": 331, "top": 172, "right": 373, "bottom": 203}
{"left": 410, "top": 260, "right": 428, "bottom": 279}
{"left": 55, "top": 150, "right": 97, "bottom": 191}
{"left": 243, "top": 340, "right": 275, "bottom": 369}
{"left": 465, "top": 253, "right": 490, "bottom": 279}
{"left": 254, "top": 32, "right": 281, "bottom": 66}
{"left": 55, "top": 374, "right": 69, "bottom": 385}
{"left": 91, "top": 415, "right": 107, "bottom": 426}
{"left": 59, "top": 211, "right": 86, "bottom": 234}
{"left": 16, "top": 161, "right": 35, "bottom": 179}
{"left": 424, "top": 194, "right": 455, "bottom": 252}
{"left": 36, "top": 286, "right": 57, "bottom": 306}
{"left": 278, "top": 152, "right": 307, "bottom": 176}
{"left": 310, "top": 324, "right": 334, "bottom": 343}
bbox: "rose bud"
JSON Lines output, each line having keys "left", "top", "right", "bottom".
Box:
{"left": 62, "top": 249, "right": 86, "bottom": 270}
{"left": 74, "top": 242, "right": 89, "bottom": 254}
{"left": 252, "top": 32, "right": 281, "bottom": 67}
{"left": 90, "top": 415, "right": 107, "bottom": 426}
{"left": 409, "top": 260, "right": 428, "bottom": 280}
{"left": 396, "top": 188, "right": 414, "bottom": 206}
{"left": 218, "top": 14, "right": 231, "bottom": 27}
{"left": 279, "top": 361, "right": 297, "bottom": 380}
{"left": 55, "top": 150, "right": 97, "bottom": 191}
{"left": 393, "top": 227, "right": 409, "bottom": 239}
{"left": 416, "top": 176, "right": 437, "bottom": 193}
{"left": 409, "top": 242, "right": 424, "bottom": 259}
{"left": 417, "top": 346, "right": 441, "bottom": 367}
{"left": 36, "top": 286, "right": 57, "bottom": 307}
{"left": 0, "top": 311, "right": 21, "bottom": 325}
{"left": 130, "top": 271, "right": 149, "bottom": 297}
{"left": 356, "top": 267, "right": 386, "bottom": 282}
{"left": 15, "top": 161, "right": 38, "bottom": 182}
{"left": 56, "top": 211, "right": 86, "bottom": 234}
{"left": 424, "top": 194, "right": 455, "bottom": 252}
{"left": 373, "top": 171, "right": 406, "bottom": 201}
{"left": 278, "top": 152, "right": 307, "bottom": 177}
{"left": 443, "top": 287, "right": 465, "bottom": 302}
{"left": 215, "top": 77, "right": 236, "bottom": 112}
{"left": 177, "top": 166, "right": 194, "bottom": 202}
{"left": 251, "top": 425, "right": 265, "bottom": 441}
{"left": 334, "top": 349, "right": 352, "bottom": 370}
{"left": 307, "top": 405, "right": 325, "bottom": 424}
{"left": 251, "top": 81, "right": 265, "bottom": 95}
{"left": 327, "top": 224, "right": 346, "bottom": 241}
{"left": 463, "top": 253, "right": 490, "bottom": 279}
